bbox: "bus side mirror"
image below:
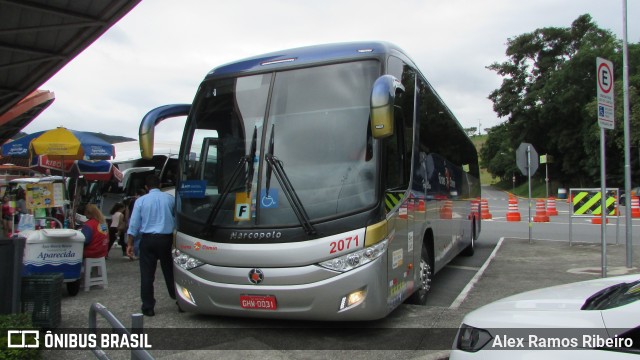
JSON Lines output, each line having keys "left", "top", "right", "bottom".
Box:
{"left": 139, "top": 104, "right": 191, "bottom": 160}
{"left": 370, "top": 75, "right": 404, "bottom": 139}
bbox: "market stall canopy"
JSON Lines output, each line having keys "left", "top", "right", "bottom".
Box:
{"left": 30, "top": 155, "right": 123, "bottom": 182}
{"left": 0, "top": 0, "right": 141, "bottom": 143}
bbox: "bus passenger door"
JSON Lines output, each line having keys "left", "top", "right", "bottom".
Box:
{"left": 383, "top": 108, "right": 414, "bottom": 307}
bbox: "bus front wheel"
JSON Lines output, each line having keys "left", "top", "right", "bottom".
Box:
{"left": 406, "top": 244, "right": 432, "bottom": 305}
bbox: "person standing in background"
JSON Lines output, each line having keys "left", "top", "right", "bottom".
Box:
{"left": 81, "top": 204, "right": 109, "bottom": 259}
{"left": 15, "top": 188, "right": 28, "bottom": 215}
{"left": 108, "top": 202, "right": 127, "bottom": 258}
{"left": 126, "top": 175, "right": 176, "bottom": 316}
{"left": 2, "top": 195, "right": 13, "bottom": 235}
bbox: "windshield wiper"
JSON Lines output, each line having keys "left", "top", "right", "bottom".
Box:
{"left": 203, "top": 128, "right": 258, "bottom": 234}
{"left": 265, "top": 125, "right": 317, "bottom": 236}
{"left": 202, "top": 156, "right": 248, "bottom": 235}
{"left": 246, "top": 126, "right": 258, "bottom": 194}
{"left": 581, "top": 282, "right": 630, "bottom": 310}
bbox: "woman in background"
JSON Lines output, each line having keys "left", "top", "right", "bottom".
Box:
{"left": 108, "top": 202, "right": 127, "bottom": 257}
{"left": 81, "top": 204, "right": 109, "bottom": 259}
{"left": 2, "top": 195, "right": 12, "bottom": 235}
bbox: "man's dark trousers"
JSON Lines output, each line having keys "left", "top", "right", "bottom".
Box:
{"left": 139, "top": 233, "right": 176, "bottom": 312}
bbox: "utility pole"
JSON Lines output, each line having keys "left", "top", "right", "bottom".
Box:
{"left": 622, "top": 0, "right": 632, "bottom": 268}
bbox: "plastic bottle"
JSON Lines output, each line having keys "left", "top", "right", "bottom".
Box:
{"left": 63, "top": 218, "right": 69, "bottom": 229}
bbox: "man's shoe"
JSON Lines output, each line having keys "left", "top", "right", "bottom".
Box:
{"left": 142, "top": 308, "right": 155, "bottom": 317}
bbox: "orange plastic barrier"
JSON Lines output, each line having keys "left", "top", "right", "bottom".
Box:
{"left": 480, "top": 198, "right": 492, "bottom": 220}
{"left": 506, "top": 196, "right": 521, "bottom": 222}
{"left": 630, "top": 196, "right": 640, "bottom": 219}
{"left": 546, "top": 197, "right": 558, "bottom": 216}
{"left": 533, "top": 199, "right": 549, "bottom": 223}
{"left": 591, "top": 216, "right": 609, "bottom": 224}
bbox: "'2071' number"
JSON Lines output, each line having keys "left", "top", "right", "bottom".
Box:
{"left": 329, "top": 235, "right": 360, "bottom": 254}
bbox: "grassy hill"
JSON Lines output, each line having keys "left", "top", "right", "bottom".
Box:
{"left": 470, "top": 134, "right": 498, "bottom": 185}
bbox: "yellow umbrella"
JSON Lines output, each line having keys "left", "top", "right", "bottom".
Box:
{"left": 29, "top": 127, "right": 114, "bottom": 160}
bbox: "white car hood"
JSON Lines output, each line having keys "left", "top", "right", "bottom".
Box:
{"left": 463, "top": 275, "right": 640, "bottom": 328}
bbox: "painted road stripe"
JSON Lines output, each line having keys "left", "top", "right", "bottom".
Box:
{"left": 450, "top": 237, "right": 504, "bottom": 309}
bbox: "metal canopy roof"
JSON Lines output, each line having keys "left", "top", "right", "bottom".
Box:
{"left": 0, "top": 0, "right": 141, "bottom": 143}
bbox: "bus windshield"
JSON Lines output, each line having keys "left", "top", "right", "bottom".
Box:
{"left": 179, "top": 60, "right": 380, "bottom": 231}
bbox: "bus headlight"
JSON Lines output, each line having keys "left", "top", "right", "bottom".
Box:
{"left": 172, "top": 248, "right": 204, "bottom": 270}
{"left": 318, "top": 239, "right": 388, "bottom": 272}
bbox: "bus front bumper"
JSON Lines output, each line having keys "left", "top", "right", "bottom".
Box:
{"left": 174, "top": 257, "right": 390, "bottom": 321}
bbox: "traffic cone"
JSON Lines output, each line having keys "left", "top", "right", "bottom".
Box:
{"left": 546, "top": 197, "right": 558, "bottom": 216}
{"left": 533, "top": 199, "right": 550, "bottom": 222}
{"left": 480, "top": 198, "right": 492, "bottom": 219}
{"left": 506, "top": 196, "right": 521, "bottom": 222}
{"left": 440, "top": 200, "right": 453, "bottom": 219}
{"left": 631, "top": 196, "right": 640, "bottom": 218}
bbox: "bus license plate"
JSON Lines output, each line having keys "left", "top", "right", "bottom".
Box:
{"left": 240, "top": 295, "right": 277, "bottom": 310}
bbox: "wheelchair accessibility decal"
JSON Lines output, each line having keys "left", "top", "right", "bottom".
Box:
{"left": 260, "top": 189, "right": 279, "bottom": 209}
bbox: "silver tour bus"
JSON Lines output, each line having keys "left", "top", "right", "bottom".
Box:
{"left": 139, "top": 42, "right": 481, "bottom": 321}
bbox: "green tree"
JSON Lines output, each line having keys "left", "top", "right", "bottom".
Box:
{"left": 485, "top": 14, "right": 639, "bottom": 187}
{"left": 479, "top": 122, "right": 518, "bottom": 181}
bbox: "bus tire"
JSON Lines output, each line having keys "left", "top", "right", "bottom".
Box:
{"left": 406, "top": 243, "right": 432, "bottom": 305}
{"left": 461, "top": 219, "right": 476, "bottom": 257}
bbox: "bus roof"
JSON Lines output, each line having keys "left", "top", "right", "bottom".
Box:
{"left": 207, "top": 41, "right": 412, "bottom": 78}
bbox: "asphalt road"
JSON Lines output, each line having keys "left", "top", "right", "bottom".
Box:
{"left": 34, "top": 185, "right": 640, "bottom": 360}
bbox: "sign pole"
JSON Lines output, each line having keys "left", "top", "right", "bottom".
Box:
{"left": 527, "top": 146, "right": 532, "bottom": 244}
{"left": 597, "top": 57, "right": 614, "bottom": 278}
{"left": 600, "top": 129, "right": 607, "bottom": 278}
{"left": 516, "top": 142, "right": 538, "bottom": 244}
{"left": 622, "top": 0, "right": 633, "bottom": 268}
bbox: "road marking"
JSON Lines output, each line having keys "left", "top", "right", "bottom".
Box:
{"left": 449, "top": 237, "right": 504, "bottom": 309}
{"left": 447, "top": 265, "right": 481, "bottom": 271}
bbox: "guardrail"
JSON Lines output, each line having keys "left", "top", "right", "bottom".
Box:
{"left": 88, "top": 302, "right": 154, "bottom": 360}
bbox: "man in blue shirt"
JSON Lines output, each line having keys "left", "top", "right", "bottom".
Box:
{"left": 126, "top": 174, "right": 176, "bottom": 316}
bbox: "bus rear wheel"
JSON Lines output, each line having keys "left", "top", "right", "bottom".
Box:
{"left": 461, "top": 219, "right": 476, "bottom": 257}
{"left": 406, "top": 244, "right": 432, "bottom": 305}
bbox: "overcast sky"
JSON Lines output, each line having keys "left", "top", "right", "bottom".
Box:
{"left": 24, "top": 0, "right": 640, "bottom": 142}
